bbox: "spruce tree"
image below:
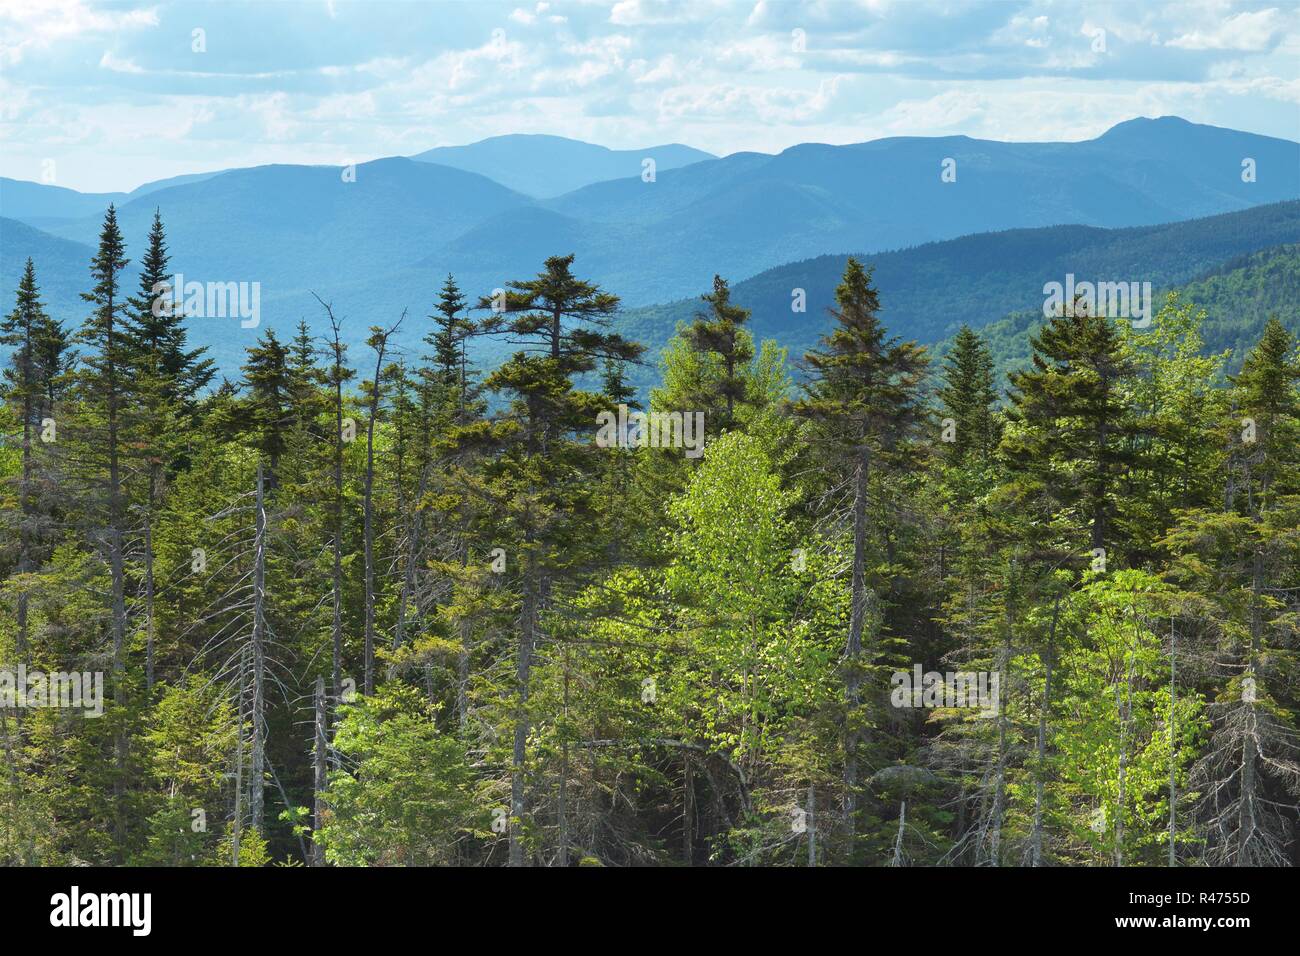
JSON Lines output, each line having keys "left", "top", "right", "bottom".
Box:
{"left": 475, "top": 253, "right": 642, "bottom": 865}
{"left": 1, "top": 259, "right": 55, "bottom": 657}
{"left": 938, "top": 325, "right": 999, "bottom": 463}
{"left": 74, "top": 204, "right": 135, "bottom": 857}
{"left": 680, "top": 274, "right": 753, "bottom": 433}
{"left": 795, "top": 256, "right": 928, "bottom": 856}
{"left": 125, "top": 209, "right": 213, "bottom": 408}
{"left": 238, "top": 329, "right": 294, "bottom": 486}
{"left": 1003, "top": 303, "right": 1139, "bottom": 555}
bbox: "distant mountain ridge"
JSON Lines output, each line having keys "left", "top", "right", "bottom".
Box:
{"left": 410, "top": 133, "right": 716, "bottom": 197}
{"left": 0, "top": 169, "right": 230, "bottom": 223}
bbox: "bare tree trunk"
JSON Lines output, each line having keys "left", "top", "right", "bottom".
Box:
{"left": 844, "top": 446, "right": 870, "bottom": 845}
{"left": 232, "top": 647, "right": 247, "bottom": 866}
{"left": 1237, "top": 549, "right": 1265, "bottom": 865}
{"left": 324, "top": 309, "right": 347, "bottom": 733}
{"left": 890, "top": 801, "right": 906, "bottom": 866}
{"left": 250, "top": 464, "right": 267, "bottom": 833}
{"left": 990, "top": 587, "right": 1012, "bottom": 867}
{"left": 510, "top": 546, "right": 538, "bottom": 867}
{"left": 1168, "top": 618, "right": 1177, "bottom": 866}
{"left": 557, "top": 644, "right": 570, "bottom": 867}
{"left": 362, "top": 364, "right": 381, "bottom": 697}
{"left": 682, "top": 757, "right": 694, "bottom": 866}
{"left": 1031, "top": 593, "right": 1060, "bottom": 866}
{"left": 312, "top": 675, "right": 327, "bottom": 866}
{"left": 393, "top": 462, "right": 431, "bottom": 652}
{"left": 807, "top": 785, "right": 817, "bottom": 867}
{"left": 362, "top": 317, "right": 401, "bottom": 697}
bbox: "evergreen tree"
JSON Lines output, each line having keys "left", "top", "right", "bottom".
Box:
{"left": 679, "top": 274, "right": 753, "bottom": 434}
{"left": 795, "top": 256, "right": 928, "bottom": 855}
{"left": 125, "top": 209, "right": 213, "bottom": 407}
{"left": 474, "top": 253, "right": 642, "bottom": 865}
{"left": 71, "top": 206, "right": 141, "bottom": 858}
{"left": 1, "top": 259, "right": 59, "bottom": 658}
{"left": 238, "top": 329, "right": 294, "bottom": 485}
{"left": 938, "top": 325, "right": 1000, "bottom": 463}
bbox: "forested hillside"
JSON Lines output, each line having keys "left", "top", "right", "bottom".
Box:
{"left": 952, "top": 243, "right": 1300, "bottom": 382}
{"left": 616, "top": 202, "right": 1300, "bottom": 392}
{"left": 2, "top": 205, "right": 1297, "bottom": 867}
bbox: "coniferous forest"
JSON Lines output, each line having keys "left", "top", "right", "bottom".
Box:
{"left": 2, "top": 201, "right": 1298, "bottom": 870}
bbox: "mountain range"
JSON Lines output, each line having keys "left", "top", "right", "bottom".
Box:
{"left": 1, "top": 117, "right": 1297, "bottom": 379}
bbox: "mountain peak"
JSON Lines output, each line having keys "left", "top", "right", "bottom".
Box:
{"left": 1097, "top": 115, "right": 1204, "bottom": 139}
{"left": 410, "top": 135, "right": 715, "bottom": 198}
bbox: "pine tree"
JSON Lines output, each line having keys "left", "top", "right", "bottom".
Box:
{"left": 1174, "top": 318, "right": 1300, "bottom": 865}
{"left": 238, "top": 329, "right": 294, "bottom": 486}
{"left": 1, "top": 259, "right": 57, "bottom": 659}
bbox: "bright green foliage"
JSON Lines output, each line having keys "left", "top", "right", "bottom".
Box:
{"left": 317, "top": 684, "right": 482, "bottom": 865}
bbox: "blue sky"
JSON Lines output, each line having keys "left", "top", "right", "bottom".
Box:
{"left": 2, "top": 0, "right": 1297, "bottom": 192}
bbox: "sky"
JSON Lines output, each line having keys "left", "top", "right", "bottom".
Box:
{"left": 1, "top": 0, "right": 1298, "bottom": 193}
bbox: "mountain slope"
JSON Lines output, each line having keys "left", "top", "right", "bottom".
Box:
{"left": 969, "top": 242, "right": 1300, "bottom": 382}
{"left": 411, "top": 134, "right": 715, "bottom": 197}
{"left": 3, "top": 119, "right": 1297, "bottom": 378}
{"left": 0, "top": 217, "right": 101, "bottom": 324}
{"left": 614, "top": 200, "right": 1300, "bottom": 387}
{"left": 4, "top": 117, "right": 1296, "bottom": 316}
{"left": 1, "top": 177, "right": 128, "bottom": 221}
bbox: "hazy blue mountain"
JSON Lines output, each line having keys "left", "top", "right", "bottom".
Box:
{"left": 5, "top": 201, "right": 1298, "bottom": 389}
{"left": 1, "top": 177, "right": 129, "bottom": 221}
{"left": 0, "top": 217, "right": 103, "bottom": 328}
{"left": 411, "top": 134, "right": 716, "bottom": 197}
{"left": 5, "top": 118, "right": 1297, "bottom": 312}
{"left": 0, "top": 171, "right": 232, "bottom": 225}
{"left": 128, "top": 169, "right": 229, "bottom": 197}
{"left": 33, "top": 156, "right": 530, "bottom": 306}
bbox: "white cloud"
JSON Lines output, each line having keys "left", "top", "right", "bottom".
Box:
{"left": 1167, "top": 8, "right": 1284, "bottom": 51}
{"left": 99, "top": 50, "right": 144, "bottom": 73}
{"left": 0, "top": 0, "right": 157, "bottom": 66}
{"left": 610, "top": 0, "right": 721, "bottom": 26}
